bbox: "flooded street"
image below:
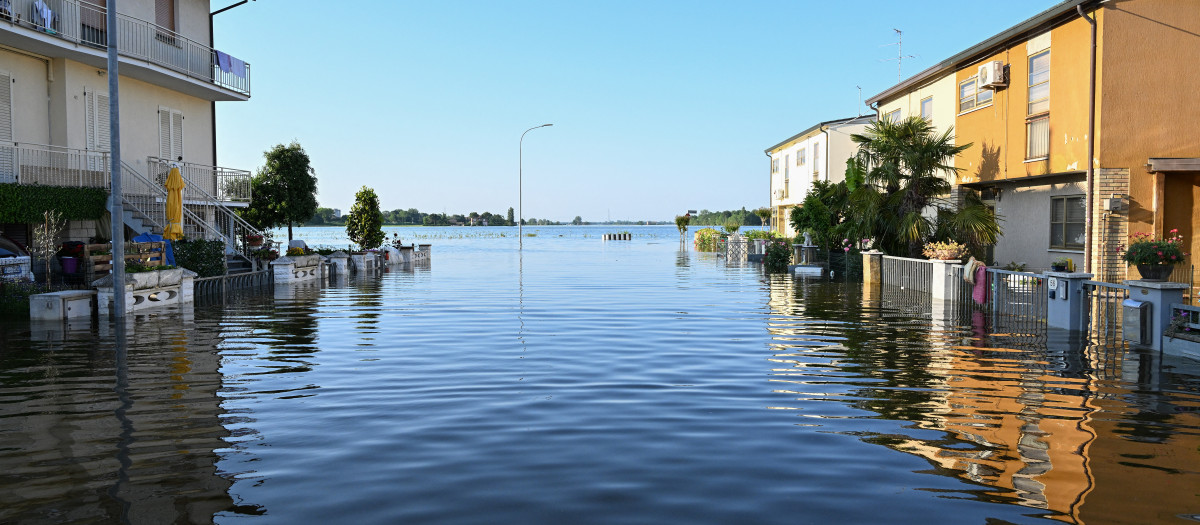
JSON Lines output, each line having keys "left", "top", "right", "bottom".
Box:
{"left": 1, "top": 226, "right": 1197, "bottom": 524}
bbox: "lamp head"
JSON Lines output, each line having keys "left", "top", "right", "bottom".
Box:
{"left": 542, "top": 123, "right": 553, "bottom": 127}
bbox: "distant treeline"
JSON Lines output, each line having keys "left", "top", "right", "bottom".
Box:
{"left": 688, "top": 208, "right": 764, "bottom": 227}
{"left": 306, "top": 207, "right": 560, "bottom": 227}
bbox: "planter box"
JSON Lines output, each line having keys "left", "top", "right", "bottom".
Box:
{"left": 272, "top": 255, "right": 326, "bottom": 284}
{"left": 93, "top": 268, "right": 197, "bottom": 316}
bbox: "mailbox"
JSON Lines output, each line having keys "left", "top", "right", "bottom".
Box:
{"left": 1122, "top": 299, "right": 1151, "bottom": 345}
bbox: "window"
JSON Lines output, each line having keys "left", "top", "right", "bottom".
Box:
{"left": 784, "top": 155, "right": 789, "bottom": 179}
{"left": 884, "top": 108, "right": 901, "bottom": 122}
{"left": 920, "top": 97, "right": 933, "bottom": 120}
{"left": 1026, "top": 50, "right": 1050, "bottom": 160}
{"left": 1050, "top": 195, "right": 1085, "bottom": 249}
{"left": 1028, "top": 50, "right": 1050, "bottom": 114}
{"left": 959, "top": 76, "right": 992, "bottom": 112}
{"left": 1026, "top": 115, "right": 1049, "bottom": 159}
{"left": 798, "top": 148, "right": 806, "bottom": 166}
{"left": 812, "top": 145, "right": 820, "bottom": 180}
{"left": 155, "top": 0, "right": 176, "bottom": 30}
{"left": 159, "top": 106, "right": 184, "bottom": 161}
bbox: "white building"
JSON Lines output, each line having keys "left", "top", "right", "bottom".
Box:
{"left": 0, "top": 0, "right": 257, "bottom": 254}
{"left": 765, "top": 115, "right": 874, "bottom": 238}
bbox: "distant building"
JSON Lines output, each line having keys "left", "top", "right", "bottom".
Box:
{"left": 765, "top": 115, "right": 875, "bottom": 238}
{"left": 332, "top": 209, "right": 341, "bottom": 218}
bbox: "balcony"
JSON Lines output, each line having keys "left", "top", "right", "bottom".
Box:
{"left": 147, "top": 157, "right": 251, "bottom": 205}
{"left": 0, "top": 0, "right": 250, "bottom": 100}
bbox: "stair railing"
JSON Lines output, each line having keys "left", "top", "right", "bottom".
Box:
{"left": 146, "top": 157, "right": 266, "bottom": 254}
{"left": 120, "top": 160, "right": 223, "bottom": 242}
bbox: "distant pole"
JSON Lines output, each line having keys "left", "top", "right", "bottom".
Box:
{"left": 107, "top": 0, "right": 125, "bottom": 317}
{"left": 519, "top": 123, "right": 552, "bottom": 250}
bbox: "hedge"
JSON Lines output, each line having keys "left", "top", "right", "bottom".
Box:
{"left": 0, "top": 184, "right": 108, "bottom": 223}
{"left": 173, "top": 239, "right": 225, "bottom": 277}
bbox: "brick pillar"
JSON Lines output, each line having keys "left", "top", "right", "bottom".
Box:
{"left": 1094, "top": 168, "right": 1130, "bottom": 282}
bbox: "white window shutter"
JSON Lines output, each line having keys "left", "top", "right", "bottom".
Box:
{"left": 96, "top": 95, "right": 110, "bottom": 151}
{"left": 171, "top": 109, "right": 183, "bottom": 161}
{"left": 159, "top": 107, "right": 171, "bottom": 160}
{"left": 0, "top": 72, "right": 12, "bottom": 181}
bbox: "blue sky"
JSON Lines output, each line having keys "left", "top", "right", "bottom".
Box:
{"left": 213, "top": 0, "right": 1056, "bottom": 222}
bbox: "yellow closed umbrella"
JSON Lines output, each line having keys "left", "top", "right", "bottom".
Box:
{"left": 163, "top": 164, "right": 185, "bottom": 241}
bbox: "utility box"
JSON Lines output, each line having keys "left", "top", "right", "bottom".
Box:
{"left": 30, "top": 290, "right": 95, "bottom": 321}
{"left": 1122, "top": 299, "right": 1151, "bottom": 345}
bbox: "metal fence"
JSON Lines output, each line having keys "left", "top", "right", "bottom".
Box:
{"left": 193, "top": 269, "right": 271, "bottom": 302}
{"left": 1082, "top": 280, "right": 1130, "bottom": 342}
{"left": 7, "top": 0, "right": 250, "bottom": 96}
{"left": 880, "top": 255, "right": 933, "bottom": 293}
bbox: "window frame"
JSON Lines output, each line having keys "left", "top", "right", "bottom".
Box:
{"left": 920, "top": 97, "right": 933, "bottom": 121}
{"left": 884, "top": 108, "right": 901, "bottom": 122}
{"left": 798, "top": 148, "right": 806, "bottom": 166}
{"left": 958, "top": 76, "right": 993, "bottom": 114}
{"left": 1049, "top": 195, "right": 1085, "bottom": 249}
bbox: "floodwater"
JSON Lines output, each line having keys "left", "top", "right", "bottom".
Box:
{"left": 1, "top": 225, "right": 1197, "bottom": 524}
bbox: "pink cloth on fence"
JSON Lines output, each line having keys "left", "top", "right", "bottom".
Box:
{"left": 972, "top": 265, "right": 989, "bottom": 305}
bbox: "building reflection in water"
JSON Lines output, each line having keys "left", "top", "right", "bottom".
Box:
{"left": 763, "top": 275, "right": 1200, "bottom": 522}
{"left": 0, "top": 306, "right": 265, "bottom": 523}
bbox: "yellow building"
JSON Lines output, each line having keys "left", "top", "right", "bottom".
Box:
{"left": 867, "top": 0, "right": 1200, "bottom": 280}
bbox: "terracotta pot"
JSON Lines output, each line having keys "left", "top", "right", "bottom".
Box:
{"left": 1137, "top": 264, "right": 1174, "bottom": 282}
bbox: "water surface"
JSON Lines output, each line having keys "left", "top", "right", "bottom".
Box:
{"left": 1, "top": 225, "right": 1197, "bottom": 524}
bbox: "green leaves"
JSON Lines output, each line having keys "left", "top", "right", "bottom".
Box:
{"left": 241, "top": 142, "right": 319, "bottom": 233}
{"left": 0, "top": 184, "right": 107, "bottom": 223}
{"left": 174, "top": 239, "right": 226, "bottom": 277}
{"left": 345, "top": 186, "right": 385, "bottom": 250}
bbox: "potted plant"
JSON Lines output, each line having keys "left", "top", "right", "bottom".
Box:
{"left": 245, "top": 234, "right": 264, "bottom": 248}
{"left": 1051, "top": 256, "right": 1071, "bottom": 272}
{"left": 1122, "top": 228, "right": 1186, "bottom": 281}
{"left": 922, "top": 240, "right": 968, "bottom": 261}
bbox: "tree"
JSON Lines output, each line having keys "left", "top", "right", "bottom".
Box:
{"left": 507, "top": 207, "right": 515, "bottom": 225}
{"left": 847, "top": 117, "right": 998, "bottom": 258}
{"left": 572, "top": 216, "right": 584, "bottom": 225}
{"left": 241, "top": 142, "right": 318, "bottom": 241}
{"left": 345, "top": 186, "right": 384, "bottom": 250}
{"left": 753, "top": 207, "right": 772, "bottom": 230}
{"left": 675, "top": 214, "right": 691, "bottom": 239}
{"left": 32, "top": 209, "right": 65, "bottom": 284}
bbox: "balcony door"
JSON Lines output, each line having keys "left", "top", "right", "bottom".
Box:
{"left": 0, "top": 71, "right": 12, "bottom": 183}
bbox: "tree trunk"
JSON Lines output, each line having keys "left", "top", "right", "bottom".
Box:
{"left": 287, "top": 222, "right": 293, "bottom": 241}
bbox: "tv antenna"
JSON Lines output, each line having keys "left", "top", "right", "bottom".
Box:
{"left": 880, "top": 29, "right": 916, "bottom": 82}
{"left": 856, "top": 85, "right": 863, "bottom": 116}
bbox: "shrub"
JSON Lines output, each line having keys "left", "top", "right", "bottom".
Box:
{"left": 174, "top": 239, "right": 226, "bottom": 277}
{"left": 694, "top": 228, "right": 723, "bottom": 252}
{"left": 744, "top": 230, "right": 777, "bottom": 240}
{"left": 763, "top": 239, "right": 791, "bottom": 273}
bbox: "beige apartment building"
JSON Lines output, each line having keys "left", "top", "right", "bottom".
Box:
{"left": 0, "top": 0, "right": 255, "bottom": 254}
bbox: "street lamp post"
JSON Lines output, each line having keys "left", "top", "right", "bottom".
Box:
{"left": 519, "top": 123, "right": 552, "bottom": 249}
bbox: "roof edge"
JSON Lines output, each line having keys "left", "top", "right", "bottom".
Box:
{"left": 764, "top": 115, "right": 876, "bottom": 155}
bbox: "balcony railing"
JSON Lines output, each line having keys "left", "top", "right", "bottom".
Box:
{"left": 148, "top": 157, "right": 252, "bottom": 203}
{"left": 4, "top": 0, "right": 250, "bottom": 96}
{"left": 0, "top": 142, "right": 110, "bottom": 188}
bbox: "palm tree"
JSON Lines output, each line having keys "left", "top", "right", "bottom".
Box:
{"left": 849, "top": 116, "right": 998, "bottom": 257}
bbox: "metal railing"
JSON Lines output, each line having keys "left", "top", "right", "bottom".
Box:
{"left": 147, "top": 157, "right": 251, "bottom": 202}
{"left": 0, "top": 142, "right": 110, "bottom": 187}
{"left": 5, "top": 0, "right": 250, "bottom": 96}
{"left": 194, "top": 269, "right": 271, "bottom": 302}
{"left": 988, "top": 268, "right": 1048, "bottom": 333}
{"left": 146, "top": 157, "right": 263, "bottom": 253}
{"left": 880, "top": 255, "right": 933, "bottom": 293}
{"left": 1082, "top": 280, "right": 1130, "bottom": 342}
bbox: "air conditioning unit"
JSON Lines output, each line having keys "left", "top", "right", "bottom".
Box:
{"left": 979, "top": 60, "right": 1006, "bottom": 88}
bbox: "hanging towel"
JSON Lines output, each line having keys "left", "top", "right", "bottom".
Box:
{"left": 33, "top": 0, "right": 52, "bottom": 28}
{"left": 971, "top": 264, "right": 989, "bottom": 305}
{"left": 230, "top": 56, "right": 246, "bottom": 79}
{"left": 215, "top": 51, "right": 232, "bottom": 73}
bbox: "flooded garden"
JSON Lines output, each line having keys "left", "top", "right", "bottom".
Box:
{"left": 1, "top": 226, "right": 1197, "bottom": 524}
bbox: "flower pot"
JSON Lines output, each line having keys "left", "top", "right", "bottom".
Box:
{"left": 60, "top": 256, "right": 78, "bottom": 274}
{"left": 1137, "top": 264, "right": 1174, "bottom": 282}
{"left": 1051, "top": 265, "right": 1066, "bottom": 272}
